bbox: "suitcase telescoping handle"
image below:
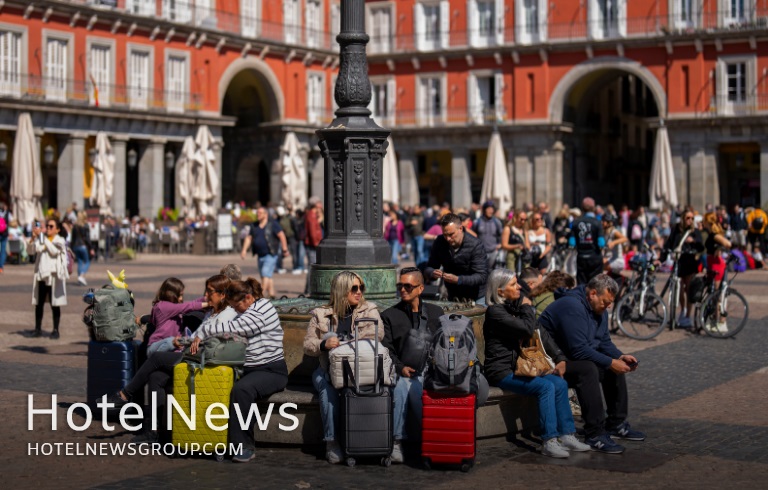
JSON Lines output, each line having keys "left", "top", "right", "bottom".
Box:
{"left": 353, "top": 317, "right": 379, "bottom": 394}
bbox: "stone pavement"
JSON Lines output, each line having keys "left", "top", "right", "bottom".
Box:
{"left": 1, "top": 253, "right": 767, "bottom": 487}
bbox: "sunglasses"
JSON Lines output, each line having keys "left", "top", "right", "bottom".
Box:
{"left": 396, "top": 283, "right": 420, "bottom": 293}
{"left": 349, "top": 284, "right": 365, "bottom": 294}
{"left": 46, "top": 224, "right": 56, "bottom": 229}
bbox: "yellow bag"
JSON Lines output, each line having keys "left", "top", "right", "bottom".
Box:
{"left": 514, "top": 329, "right": 555, "bottom": 377}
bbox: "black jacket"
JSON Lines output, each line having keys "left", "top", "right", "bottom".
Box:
{"left": 483, "top": 300, "right": 566, "bottom": 386}
{"left": 424, "top": 233, "right": 488, "bottom": 301}
{"left": 381, "top": 299, "right": 443, "bottom": 375}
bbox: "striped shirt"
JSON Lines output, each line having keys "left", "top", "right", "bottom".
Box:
{"left": 199, "top": 298, "right": 284, "bottom": 367}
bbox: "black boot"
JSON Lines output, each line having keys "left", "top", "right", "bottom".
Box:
{"left": 50, "top": 329, "right": 60, "bottom": 339}
{"left": 31, "top": 329, "right": 42, "bottom": 338}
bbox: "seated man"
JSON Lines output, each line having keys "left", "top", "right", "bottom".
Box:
{"left": 539, "top": 274, "right": 645, "bottom": 454}
{"left": 382, "top": 267, "right": 444, "bottom": 463}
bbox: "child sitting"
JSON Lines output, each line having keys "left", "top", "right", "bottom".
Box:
{"left": 147, "top": 277, "right": 207, "bottom": 356}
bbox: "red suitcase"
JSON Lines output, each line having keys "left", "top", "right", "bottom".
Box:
{"left": 421, "top": 391, "right": 476, "bottom": 472}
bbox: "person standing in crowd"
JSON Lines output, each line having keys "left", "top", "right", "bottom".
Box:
{"left": 292, "top": 208, "right": 307, "bottom": 274}
{"left": 27, "top": 219, "right": 69, "bottom": 339}
{"left": 474, "top": 201, "right": 504, "bottom": 271}
{"left": 277, "top": 206, "right": 296, "bottom": 274}
{"left": 663, "top": 209, "right": 704, "bottom": 328}
{"left": 240, "top": 207, "right": 289, "bottom": 299}
{"left": 539, "top": 274, "right": 645, "bottom": 454}
{"left": 70, "top": 211, "right": 93, "bottom": 286}
{"left": 424, "top": 213, "right": 489, "bottom": 304}
{"left": 381, "top": 267, "right": 443, "bottom": 463}
{"left": 0, "top": 201, "right": 11, "bottom": 274}
{"left": 384, "top": 209, "right": 406, "bottom": 265}
{"left": 526, "top": 212, "right": 552, "bottom": 273}
{"left": 303, "top": 271, "right": 382, "bottom": 464}
{"left": 538, "top": 201, "right": 553, "bottom": 230}
{"left": 569, "top": 197, "right": 605, "bottom": 284}
{"left": 408, "top": 205, "right": 427, "bottom": 268}
{"left": 501, "top": 210, "right": 528, "bottom": 274}
{"left": 730, "top": 204, "right": 748, "bottom": 249}
{"left": 746, "top": 206, "right": 767, "bottom": 254}
{"left": 305, "top": 196, "right": 324, "bottom": 294}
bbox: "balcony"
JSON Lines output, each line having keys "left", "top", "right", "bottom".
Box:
{"left": 0, "top": 74, "right": 203, "bottom": 114}
{"left": 58, "top": 0, "right": 338, "bottom": 51}
{"left": 707, "top": 93, "right": 768, "bottom": 117}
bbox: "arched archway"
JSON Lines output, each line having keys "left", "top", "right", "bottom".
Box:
{"left": 553, "top": 58, "right": 663, "bottom": 207}
{"left": 219, "top": 59, "right": 283, "bottom": 205}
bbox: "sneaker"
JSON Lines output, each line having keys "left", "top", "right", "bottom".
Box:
{"left": 391, "top": 440, "right": 404, "bottom": 463}
{"left": 326, "top": 440, "right": 343, "bottom": 464}
{"left": 50, "top": 330, "right": 60, "bottom": 340}
{"left": 716, "top": 321, "right": 729, "bottom": 333}
{"left": 608, "top": 421, "right": 646, "bottom": 441}
{"left": 559, "top": 434, "right": 591, "bottom": 452}
{"left": 107, "top": 391, "right": 128, "bottom": 407}
{"left": 130, "top": 430, "right": 158, "bottom": 445}
{"left": 677, "top": 315, "right": 692, "bottom": 328}
{"left": 232, "top": 447, "right": 256, "bottom": 463}
{"left": 31, "top": 329, "right": 42, "bottom": 338}
{"left": 585, "top": 434, "right": 625, "bottom": 454}
{"left": 277, "top": 268, "right": 287, "bottom": 274}
{"left": 291, "top": 269, "right": 304, "bottom": 275}
{"left": 78, "top": 276, "right": 87, "bottom": 286}
{"left": 541, "top": 438, "right": 570, "bottom": 458}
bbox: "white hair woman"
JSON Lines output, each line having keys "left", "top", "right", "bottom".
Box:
{"left": 483, "top": 268, "right": 590, "bottom": 458}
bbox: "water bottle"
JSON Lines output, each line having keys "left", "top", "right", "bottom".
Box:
{"left": 82, "top": 288, "right": 95, "bottom": 304}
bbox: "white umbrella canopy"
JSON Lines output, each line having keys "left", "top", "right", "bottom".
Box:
{"left": 9, "top": 113, "right": 43, "bottom": 227}
{"left": 89, "top": 132, "right": 116, "bottom": 216}
{"left": 192, "top": 125, "right": 220, "bottom": 217}
{"left": 280, "top": 132, "right": 307, "bottom": 209}
{"left": 479, "top": 131, "right": 512, "bottom": 216}
{"left": 649, "top": 125, "right": 678, "bottom": 210}
{"left": 382, "top": 136, "right": 399, "bottom": 205}
{"left": 176, "top": 136, "right": 195, "bottom": 217}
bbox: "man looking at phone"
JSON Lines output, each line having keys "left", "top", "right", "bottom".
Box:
{"left": 539, "top": 274, "right": 645, "bottom": 454}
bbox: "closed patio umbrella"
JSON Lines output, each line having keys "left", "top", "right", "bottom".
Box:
{"left": 279, "top": 132, "right": 307, "bottom": 209}
{"left": 89, "top": 131, "right": 116, "bottom": 216}
{"left": 479, "top": 131, "right": 512, "bottom": 216}
{"left": 176, "top": 136, "right": 195, "bottom": 217}
{"left": 649, "top": 125, "right": 678, "bottom": 210}
{"left": 382, "top": 136, "right": 399, "bottom": 205}
{"left": 192, "top": 125, "right": 219, "bottom": 217}
{"left": 9, "top": 113, "right": 43, "bottom": 227}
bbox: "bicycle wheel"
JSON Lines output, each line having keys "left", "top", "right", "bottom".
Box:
{"left": 698, "top": 288, "right": 749, "bottom": 339}
{"left": 666, "top": 280, "right": 678, "bottom": 329}
{"left": 616, "top": 289, "right": 668, "bottom": 340}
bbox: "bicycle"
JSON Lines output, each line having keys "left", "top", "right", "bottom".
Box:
{"left": 695, "top": 254, "right": 749, "bottom": 338}
{"left": 613, "top": 256, "right": 669, "bottom": 340}
{"left": 658, "top": 229, "right": 693, "bottom": 331}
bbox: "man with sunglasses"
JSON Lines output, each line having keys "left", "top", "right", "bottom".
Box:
{"left": 382, "top": 267, "right": 444, "bottom": 463}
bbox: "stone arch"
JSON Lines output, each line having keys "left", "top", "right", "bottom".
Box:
{"left": 218, "top": 57, "right": 284, "bottom": 122}
{"left": 549, "top": 56, "right": 666, "bottom": 124}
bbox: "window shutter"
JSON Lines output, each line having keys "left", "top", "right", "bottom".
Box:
{"left": 495, "top": 0, "right": 505, "bottom": 45}
{"left": 618, "top": 0, "right": 627, "bottom": 37}
{"left": 587, "top": 0, "right": 598, "bottom": 39}
{"left": 382, "top": 8, "right": 391, "bottom": 52}
{"left": 415, "top": 4, "right": 424, "bottom": 51}
{"left": 716, "top": 60, "right": 726, "bottom": 114}
{"left": 331, "top": 2, "right": 340, "bottom": 51}
{"left": 538, "top": 0, "right": 547, "bottom": 41}
{"left": 440, "top": 1, "right": 450, "bottom": 48}
{"left": 468, "top": 0, "right": 477, "bottom": 47}
{"left": 468, "top": 74, "right": 478, "bottom": 123}
{"left": 417, "top": 78, "right": 425, "bottom": 125}
{"left": 387, "top": 78, "right": 396, "bottom": 126}
{"left": 494, "top": 71, "right": 505, "bottom": 120}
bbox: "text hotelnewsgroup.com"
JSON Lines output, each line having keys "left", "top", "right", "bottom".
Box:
{"left": 28, "top": 442, "right": 243, "bottom": 457}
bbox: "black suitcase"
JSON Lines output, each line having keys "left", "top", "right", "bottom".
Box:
{"left": 338, "top": 318, "right": 393, "bottom": 467}
{"left": 87, "top": 340, "right": 139, "bottom": 410}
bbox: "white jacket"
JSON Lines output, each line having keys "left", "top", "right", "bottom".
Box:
{"left": 28, "top": 234, "right": 69, "bottom": 306}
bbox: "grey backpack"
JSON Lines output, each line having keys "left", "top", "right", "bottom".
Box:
{"left": 425, "top": 314, "right": 478, "bottom": 395}
{"left": 183, "top": 333, "right": 248, "bottom": 368}
{"left": 83, "top": 286, "right": 137, "bottom": 342}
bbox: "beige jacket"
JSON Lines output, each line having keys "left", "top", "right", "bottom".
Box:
{"left": 304, "top": 301, "right": 382, "bottom": 368}
{"left": 28, "top": 235, "right": 69, "bottom": 306}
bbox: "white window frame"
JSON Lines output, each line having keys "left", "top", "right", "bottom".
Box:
{"left": 467, "top": 70, "right": 504, "bottom": 124}
{"left": 588, "top": 0, "right": 626, "bottom": 40}
{"left": 283, "top": 0, "right": 301, "bottom": 45}
{"left": 162, "top": 0, "right": 192, "bottom": 23}
{"left": 669, "top": 0, "right": 701, "bottom": 31}
{"left": 126, "top": 0, "right": 156, "bottom": 16}
{"left": 0, "top": 24, "right": 26, "bottom": 98}
{"left": 415, "top": 1, "right": 449, "bottom": 51}
{"left": 127, "top": 44, "right": 154, "bottom": 110}
{"left": 369, "top": 75, "right": 396, "bottom": 127}
{"left": 86, "top": 37, "right": 115, "bottom": 108}
{"left": 330, "top": 2, "right": 341, "bottom": 51}
{"left": 305, "top": 0, "right": 323, "bottom": 48}
{"left": 42, "top": 30, "right": 74, "bottom": 103}
{"left": 241, "top": 0, "right": 261, "bottom": 37}
{"left": 416, "top": 73, "right": 446, "bottom": 127}
{"left": 716, "top": 54, "right": 757, "bottom": 115}
{"left": 468, "top": 0, "right": 502, "bottom": 48}
{"left": 367, "top": 2, "right": 394, "bottom": 54}
{"left": 165, "top": 49, "right": 189, "bottom": 113}
{"left": 720, "top": 0, "right": 754, "bottom": 27}
{"left": 307, "top": 71, "right": 326, "bottom": 125}
{"left": 516, "top": 0, "right": 547, "bottom": 44}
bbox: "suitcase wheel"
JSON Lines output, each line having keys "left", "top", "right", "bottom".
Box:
{"left": 346, "top": 457, "right": 356, "bottom": 467}
{"left": 215, "top": 454, "right": 225, "bottom": 463}
{"left": 460, "top": 462, "right": 472, "bottom": 473}
{"left": 422, "top": 457, "right": 431, "bottom": 470}
{"left": 381, "top": 457, "right": 391, "bottom": 467}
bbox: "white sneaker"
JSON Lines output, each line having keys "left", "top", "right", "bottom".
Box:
{"left": 277, "top": 268, "right": 287, "bottom": 274}
{"left": 559, "top": 434, "right": 591, "bottom": 452}
{"left": 716, "top": 321, "right": 729, "bottom": 333}
{"left": 391, "top": 440, "right": 404, "bottom": 463}
{"left": 542, "top": 438, "right": 570, "bottom": 458}
{"left": 326, "top": 440, "right": 343, "bottom": 464}
{"left": 291, "top": 269, "right": 304, "bottom": 275}
{"left": 78, "top": 276, "right": 87, "bottom": 286}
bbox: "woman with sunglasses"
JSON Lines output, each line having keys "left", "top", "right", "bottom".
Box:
{"left": 27, "top": 218, "right": 69, "bottom": 338}
{"left": 526, "top": 213, "right": 552, "bottom": 274}
{"left": 303, "top": 271, "right": 382, "bottom": 464}
{"left": 501, "top": 210, "right": 528, "bottom": 273}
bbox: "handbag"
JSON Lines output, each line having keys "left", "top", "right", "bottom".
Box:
{"left": 182, "top": 333, "right": 248, "bottom": 368}
{"left": 398, "top": 317, "right": 432, "bottom": 373}
{"left": 514, "top": 329, "right": 555, "bottom": 377}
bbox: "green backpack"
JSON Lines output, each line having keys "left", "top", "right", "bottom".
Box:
{"left": 183, "top": 333, "right": 248, "bottom": 368}
{"left": 83, "top": 285, "right": 137, "bottom": 342}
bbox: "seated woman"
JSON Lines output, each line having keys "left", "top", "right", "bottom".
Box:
{"left": 531, "top": 270, "right": 576, "bottom": 317}
{"left": 110, "top": 274, "right": 236, "bottom": 442}
{"left": 483, "top": 268, "right": 590, "bottom": 458}
{"left": 303, "top": 271, "right": 382, "bottom": 464}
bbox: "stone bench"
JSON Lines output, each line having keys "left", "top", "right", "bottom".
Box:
{"left": 253, "top": 385, "right": 539, "bottom": 445}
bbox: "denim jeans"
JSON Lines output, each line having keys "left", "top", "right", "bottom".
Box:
{"left": 388, "top": 239, "right": 401, "bottom": 264}
{"left": 73, "top": 245, "right": 90, "bottom": 276}
{"left": 0, "top": 235, "right": 6, "bottom": 269}
{"left": 411, "top": 235, "right": 426, "bottom": 267}
{"left": 312, "top": 366, "right": 339, "bottom": 442}
{"left": 393, "top": 374, "right": 424, "bottom": 440}
{"left": 497, "top": 373, "right": 575, "bottom": 441}
{"left": 147, "top": 337, "right": 177, "bottom": 357}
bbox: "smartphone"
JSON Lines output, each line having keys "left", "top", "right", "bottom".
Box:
{"left": 626, "top": 359, "right": 638, "bottom": 368}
